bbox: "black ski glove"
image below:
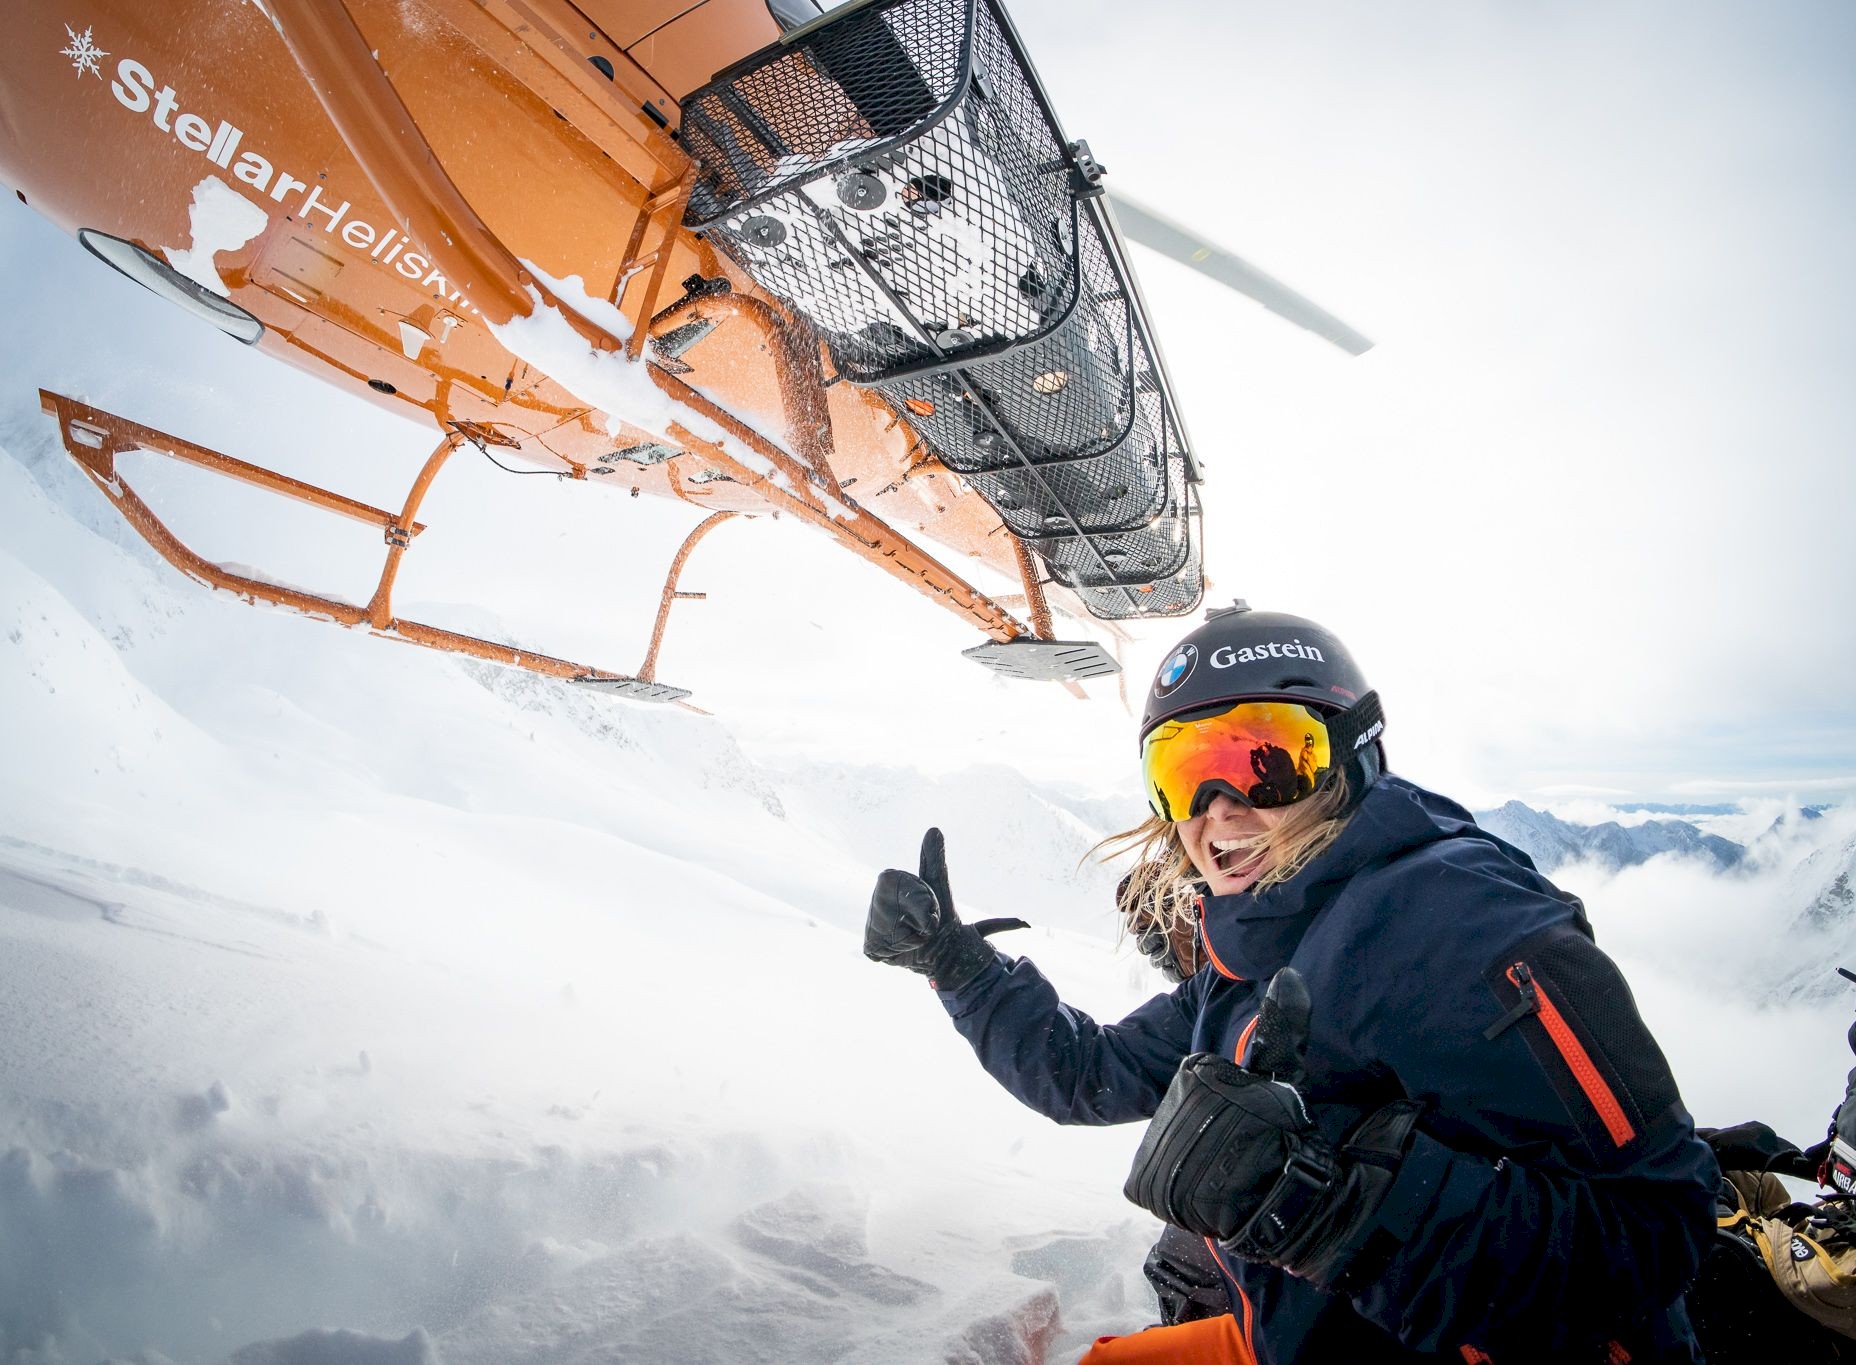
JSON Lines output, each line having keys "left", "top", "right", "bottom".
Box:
{"left": 1824, "top": 1057, "right": 1856, "bottom": 1193}
{"left": 1143, "top": 1224, "right": 1230, "bottom": 1326}
{"left": 1697, "top": 1121, "right": 1820, "bottom": 1180}
{"left": 1122, "top": 871, "right": 1202, "bottom": 985}
{"left": 1812, "top": 992, "right": 1856, "bottom": 1192}
{"left": 1134, "top": 919, "right": 1188, "bottom": 985}
{"left": 1123, "top": 967, "right": 1423, "bottom": 1289}
{"left": 863, "top": 828, "right": 1027, "bottom": 993}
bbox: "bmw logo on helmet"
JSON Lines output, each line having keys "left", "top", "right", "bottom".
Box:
{"left": 1153, "top": 643, "right": 1198, "bottom": 699}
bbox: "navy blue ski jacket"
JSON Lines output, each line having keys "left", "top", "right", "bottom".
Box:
{"left": 935, "top": 776, "right": 1717, "bottom": 1364}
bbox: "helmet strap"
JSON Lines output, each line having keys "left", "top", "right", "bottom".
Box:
{"left": 1325, "top": 692, "right": 1386, "bottom": 805}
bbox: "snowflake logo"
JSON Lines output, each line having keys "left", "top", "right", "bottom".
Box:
{"left": 59, "top": 24, "right": 109, "bottom": 79}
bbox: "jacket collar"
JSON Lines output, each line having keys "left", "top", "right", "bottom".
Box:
{"left": 1196, "top": 776, "right": 1484, "bottom": 982}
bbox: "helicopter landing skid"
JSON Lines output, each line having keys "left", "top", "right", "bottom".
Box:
{"left": 38, "top": 389, "right": 691, "bottom": 704}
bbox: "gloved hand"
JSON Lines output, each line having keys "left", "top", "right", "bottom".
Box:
{"left": 1123, "top": 967, "right": 1423, "bottom": 1288}
{"left": 1697, "top": 1121, "right": 1819, "bottom": 1180}
{"left": 864, "top": 828, "right": 1026, "bottom": 993}
{"left": 1810, "top": 993, "right": 1856, "bottom": 1193}
{"left": 1824, "top": 1057, "right": 1856, "bottom": 1194}
{"left": 1142, "top": 1223, "right": 1230, "bottom": 1327}
{"left": 1121, "top": 870, "right": 1201, "bottom": 985}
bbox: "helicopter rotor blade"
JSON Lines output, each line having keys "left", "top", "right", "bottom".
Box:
{"left": 1105, "top": 190, "right": 1374, "bottom": 356}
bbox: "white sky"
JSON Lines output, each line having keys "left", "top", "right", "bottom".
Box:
{"left": 1010, "top": 0, "right": 1856, "bottom": 805}
{"left": 4, "top": 0, "right": 1854, "bottom": 808}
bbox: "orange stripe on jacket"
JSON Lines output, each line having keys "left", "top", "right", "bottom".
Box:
{"left": 1234, "top": 1014, "right": 1260, "bottom": 1065}
{"left": 1077, "top": 1312, "right": 1256, "bottom": 1365}
{"left": 1195, "top": 897, "right": 1243, "bottom": 981}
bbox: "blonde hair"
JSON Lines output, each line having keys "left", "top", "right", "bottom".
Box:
{"left": 1095, "top": 773, "right": 1356, "bottom": 949}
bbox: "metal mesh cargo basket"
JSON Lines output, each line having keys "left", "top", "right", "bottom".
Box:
{"left": 1077, "top": 554, "right": 1204, "bottom": 619}
{"left": 875, "top": 206, "right": 1141, "bottom": 476}
{"left": 683, "top": 0, "right": 1075, "bottom": 380}
{"left": 1062, "top": 482, "right": 1204, "bottom": 621}
{"left": 680, "top": 0, "right": 1204, "bottom": 622}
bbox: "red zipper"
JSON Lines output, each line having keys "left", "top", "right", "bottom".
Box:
{"left": 1504, "top": 962, "right": 1636, "bottom": 1147}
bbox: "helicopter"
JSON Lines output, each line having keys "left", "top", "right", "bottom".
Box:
{"left": 2, "top": 0, "right": 1369, "bottom": 706}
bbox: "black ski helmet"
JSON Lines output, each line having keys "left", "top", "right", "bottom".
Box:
{"left": 1141, "top": 601, "right": 1386, "bottom": 801}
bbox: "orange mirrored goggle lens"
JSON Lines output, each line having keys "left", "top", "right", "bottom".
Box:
{"left": 1141, "top": 701, "right": 1334, "bottom": 821}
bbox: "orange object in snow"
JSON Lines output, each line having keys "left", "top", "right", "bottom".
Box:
{"left": 1077, "top": 1313, "right": 1257, "bottom": 1365}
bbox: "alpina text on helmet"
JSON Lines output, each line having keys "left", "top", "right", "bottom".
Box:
{"left": 1209, "top": 640, "right": 1326, "bottom": 668}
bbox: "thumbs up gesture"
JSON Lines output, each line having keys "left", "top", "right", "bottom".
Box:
{"left": 864, "top": 828, "right": 1026, "bottom": 993}
{"left": 1123, "top": 968, "right": 1424, "bottom": 1288}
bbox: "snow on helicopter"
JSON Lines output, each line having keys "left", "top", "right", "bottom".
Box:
{"left": 2, "top": 0, "right": 1368, "bottom": 706}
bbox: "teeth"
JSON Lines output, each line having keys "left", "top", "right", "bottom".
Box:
{"left": 1211, "top": 839, "right": 1245, "bottom": 851}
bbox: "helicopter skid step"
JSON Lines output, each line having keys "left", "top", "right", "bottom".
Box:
{"left": 962, "top": 638, "right": 1120, "bottom": 684}
{"left": 37, "top": 389, "right": 688, "bottom": 704}
{"left": 569, "top": 676, "right": 691, "bottom": 704}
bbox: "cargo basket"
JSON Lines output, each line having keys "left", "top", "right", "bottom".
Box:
{"left": 1078, "top": 556, "right": 1205, "bottom": 620}
{"left": 683, "top": 0, "right": 1078, "bottom": 380}
{"left": 680, "top": 0, "right": 1204, "bottom": 621}
{"left": 1065, "top": 483, "right": 1205, "bottom": 620}
{"left": 873, "top": 204, "right": 1139, "bottom": 472}
{"left": 876, "top": 198, "right": 1184, "bottom": 542}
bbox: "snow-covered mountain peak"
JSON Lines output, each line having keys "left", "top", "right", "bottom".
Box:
{"left": 1474, "top": 800, "right": 1746, "bottom": 875}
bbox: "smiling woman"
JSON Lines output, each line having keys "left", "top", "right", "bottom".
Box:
{"left": 865, "top": 600, "right": 1720, "bottom": 1364}
{"left": 1107, "top": 774, "right": 1349, "bottom": 932}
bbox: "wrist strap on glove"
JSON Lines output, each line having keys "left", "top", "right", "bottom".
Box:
{"left": 924, "top": 921, "right": 1011, "bottom": 993}
{"left": 1226, "top": 1098, "right": 1425, "bottom": 1289}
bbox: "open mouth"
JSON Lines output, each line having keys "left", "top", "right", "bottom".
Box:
{"left": 1210, "top": 838, "right": 1259, "bottom": 880}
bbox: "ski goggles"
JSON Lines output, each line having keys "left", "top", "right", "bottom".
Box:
{"left": 1140, "top": 692, "right": 1383, "bottom": 821}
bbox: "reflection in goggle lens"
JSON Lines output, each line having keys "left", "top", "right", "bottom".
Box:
{"left": 1142, "top": 701, "right": 1333, "bottom": 820}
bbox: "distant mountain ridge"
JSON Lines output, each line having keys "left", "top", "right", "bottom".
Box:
{"left": 1473, "top": 802, "right": 1746, "bottom": 874}
{"left": 1795, "top": 831, "right": 1856, "bottom": 932}
{"left": 1766, "top": 828, "right": 1856, "bottom": 1002}
{"left": 1468, "top": 800, "right": 1856, "bottom": 1007}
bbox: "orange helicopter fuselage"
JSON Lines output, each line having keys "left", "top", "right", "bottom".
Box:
{"left": 2, "top": 0, "right": 1045, "bottom": 655}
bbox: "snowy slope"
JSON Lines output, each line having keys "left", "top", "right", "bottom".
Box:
{"left": 6, "top": 278, "right": 1856, "bottom": 1358}
{"left": 0, "top": 428, "right": 1169, "bottom": 1364}
{"left": 14, "top": 401, "right": 1856, "bottom": 1364}
{"left": 11, "top": 406, "right": 1856, "bottom": 1364}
